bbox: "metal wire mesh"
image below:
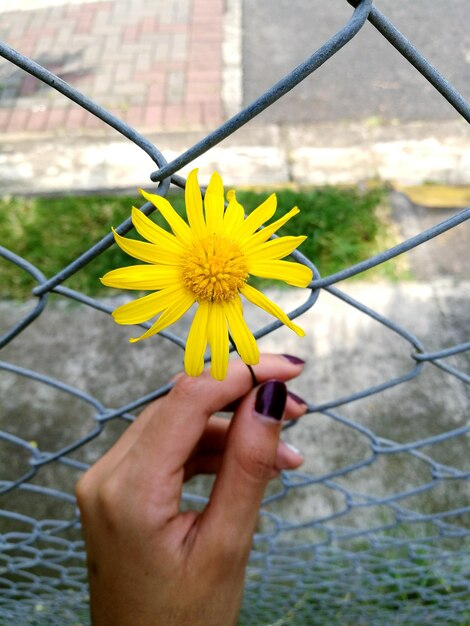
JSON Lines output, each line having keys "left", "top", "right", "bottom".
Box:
{"left": 1, "top": 0, "right": 469, "bottom": 624}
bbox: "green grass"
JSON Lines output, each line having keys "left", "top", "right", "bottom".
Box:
{"left": 237, "top": 186, "right": 389, "bottom": 278}
{"left": 0, "top": 185, "right": 402, "bottom": 300}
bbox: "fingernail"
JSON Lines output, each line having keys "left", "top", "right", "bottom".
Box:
{"left": 288, "top": 391, "right": 307, "bottom": 406}
{"left": 284, "top": 442, "right": 304, "bottom": 460}
{"left": 255, "top": 380, "right": 287, "bottom": 421}
{"left": 275, "top": 441, "right": 304, "bottom": 470}
{"left": 281, "top": 354, "right": 305, "bottom": 365}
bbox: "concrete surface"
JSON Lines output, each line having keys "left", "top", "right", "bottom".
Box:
{"left": 1, "top": 119, "right": 470, "bottom": 195}
{"left": 1, "top": 279, "right": 469, "bottom": 526}
{"left": 242, "top": 0, "right": 470, "bottom": 124}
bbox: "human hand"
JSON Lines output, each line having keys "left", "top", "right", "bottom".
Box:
{"left": 76, "top": 354, "right": 307, "bottom": 626}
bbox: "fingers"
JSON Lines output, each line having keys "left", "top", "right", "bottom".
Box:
{"left": 183, "top": 391, "right": 307, "bottom": 481}
{"left": 184, "top": 438, "right": 304, "bottom": 481}
{"left": 133, "top": 354, "right": 305, "bottom": 479}
{"left": 77, "top": 354, "right": 306, "bottom": 530}
{"left": 191, "top": 393, "right": 306, "bottom": 459}
{"left": 83, "top": 374, "right": 307, "bottom": 489}
{"left": 198, "top": 379, "right": 297, "bottom": 554}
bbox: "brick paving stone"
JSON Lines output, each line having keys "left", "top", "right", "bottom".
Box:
{"left": 125, "top": 104, "right": 145, "bottom": 128}
{"left": 166, "top": 71, "right": 185, "bottom": 105}
{"left": 0, "top": 107, "right": 11, "bottom": 133}
{"left": 65, "top": 106, "right": 87, "bottom": 131}
{"left": 7, "top": 108, "right": 30, "bottom": 133}
{"left": 112, "top": 62, "right": 133, "bottom": 85}
{"left": 135, "top": 51, "right": 153, "bottom": 72}
{"left": 19, "top": 74, "right": 39, "bottom": 97}
{"left": 83, "top": 111, "right": 107, "bottom": 130}
{"left": 26, "top": 108, "right": 49, "bottom": 132}
{"left": 159, "top": 23, "right": 188, "bottom": 33}
{"left": 81, "top": 41, "right": 103, "bottom": 66}
{"left": 154, "top": 37, "right": 171, "bottom": 62}
{"left": 75, "top": 12, "right": 95, "bottom": 35}
{"left": 148, "top": 81, "right": 166, "bottom": 104}
{"left": 0, "top": 0, "right": 225, "bottom": 135}
{"left": 171, "top": 33, "right": 188, "bottom": 61}
{"left": 203, "top": 101, "right": 222, "bottom": 126}
{"left": 186, "top": 83, "right": 220, "bottom": 103}
{"left": 140, "top": 16, "right": 160, "bottom": 36}
{"left": 123, "top": 24, "right": 140, "bottom": 43}
{"left": 143, "top": 104, "right": 163, "bottom": 128}
{"left": 93, "top": 72, "right": 113, "bottom": 95}
{"left": 174, "top": 0, "right": 191, "bottom": 21}
{"left": 47, "top": 107, "right": 68, "bottom": 130}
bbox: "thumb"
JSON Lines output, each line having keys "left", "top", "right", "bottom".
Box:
{"left": 199, "top": 380, "right": 289, "bottom": 553}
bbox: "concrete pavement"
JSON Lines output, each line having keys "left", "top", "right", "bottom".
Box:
{"left": 242, "top": 0, "right": 470, "bottom": 124}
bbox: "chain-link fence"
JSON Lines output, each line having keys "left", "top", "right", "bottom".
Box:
{"left": 1, "top": 0, "right": 469, "bottom": 624}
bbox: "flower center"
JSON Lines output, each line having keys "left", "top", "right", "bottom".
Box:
{"left": 182, "top": 235, "right": 248, "bottom": 302}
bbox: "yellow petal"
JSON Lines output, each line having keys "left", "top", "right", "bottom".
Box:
{"left": 184, "top": 301, "right": 210, "bottom": 377}
{"left": 100, "top": 265, "right": 181, "bottom": 290}
{"left": 129, "top": 290, "right": 195, "bottom": 342}
{"left": 241, "top": 283, "right": 305, "bottom": 336}
{"left": 242, "top": 207, "right": 300, "bottom": 253}
{"left": 185, "top": 169, "right": 206, "bottom": 239}
{"left": 207, "top": 302, "right": 229, "bottom": 380}
{"left": 237, "top": 193, "right": 277, "bottom": 242}
{"left": 247, "top": 235, "right": 307, "bottom": 262}
{"left": 223, "top": 190, "right": 245, "bottom": 236}
{"left": 224, "top": 297, "right": 259, "bottom": 365}
{"left": 131, "top": 207, "right": 185, "bottom": 255}
{"left": 249, "top": 260, "right": 313, "bottom": 287}
{"left": 112, "top": 228, "right": 182, "bottom": 265}
{"left": 139, "top": 188, "right": 192, "bottom": 246}
{"left": 112, "top": 286, "right": 183, "bottom": 324}
{"left": 204, "top": 171, "right": 224, "bottom": 234}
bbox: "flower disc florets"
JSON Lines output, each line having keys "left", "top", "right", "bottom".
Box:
{"left": 182, "top": 234, "right": 248, "bottom": 302}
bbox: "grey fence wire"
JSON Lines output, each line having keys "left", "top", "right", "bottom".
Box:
{"left": 0, "top": 0, "right": 469, "bottom": 624}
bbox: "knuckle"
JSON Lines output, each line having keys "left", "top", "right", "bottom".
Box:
{"left": 75, "top": 470, "right": 96, "bottom": 510}
{"left": 170, "top": 374, "right": 203, "bottom": 403}
{"left": 236, "top": 444, "right": 273, "bottom": 483}
{"left": 96, "top": 476, "right": 119, "bottom": 509}
{"left": 213, "top": 527, "right": 254, "bottom": 568}
{"left": 215, "top": 539, "right": 245, "bottom": 569}
{"left": 94, "top": 475, "right": 124, "bottom": 525}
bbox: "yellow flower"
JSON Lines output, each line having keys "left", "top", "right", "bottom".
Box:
{"left": 101, "top": 169, "right": 312, "bottom": 380}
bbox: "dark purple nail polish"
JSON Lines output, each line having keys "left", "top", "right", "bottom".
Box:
{"left": 288, "top": 391, "right": 307, "bottom": 406}
{"left": 255, "top": 380, "right": 287, "bottom": 421}
{"left": 281, "top": 354, "right": 305, "bottom": 365}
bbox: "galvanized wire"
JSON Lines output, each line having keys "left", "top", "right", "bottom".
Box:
{"left": 1, "top": 0, "right": 469, "bottom": 624}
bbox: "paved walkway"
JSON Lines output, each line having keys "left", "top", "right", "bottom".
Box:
{"left": 0, "top": 0, "right": 469, "bottom": 192}
{"left": 0, "top": 0, "right": 225, "bottom": 135}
